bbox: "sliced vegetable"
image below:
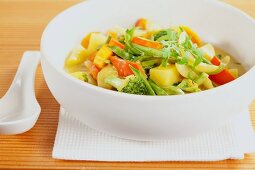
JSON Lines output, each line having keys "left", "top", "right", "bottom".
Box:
{"left": 161, "top": 43, "right": 171, "bottom": 67}
{"left": 65, "top": 45, "right": 89, "bottom": 66}
{"left": 107, "top": 26, "right": 126, "bottom": 37}
{"left": 84, "top": 60, "right": 93, "bottom": 69}
{"left": 178, "top": 31, "right": 188, "bottom": 44}
{"left": 93, "top": 45, "right": 113, "bottom": 68}
{"left": 87, "top": 33, "right": 108, "bottom": 54}
{"left": 175, "top": 63, "right": 198, "bottom": 80}
{"left": 89, "top": 64, "right": 100, "bottom": 80}
{"left": 105, "top": 75, "right": 149, "bottom": 95}
{"left": 180, "top": 25, "right": 202, "bottom": 46}
{"left": 154, "top": 29, "right": 179, "bottom": 42}
{"left": 153, "top": 30, "right": 168, "bottom": 41}
{"left": 211, "top": 55, "right": 231, "bottom": 68}
{"left": 108, "top": 38, "right": 125, "bottom": 49}
{"left": 148, "top": 79, "right": 168, "bottom": 95}
{"left": 132, "top": 37, "right": 163, "bottom": 50}
{"left": 228, "top": 69, "right": 239, "bottom": 78}
{"left": 195, "top": 62, "right": 224, "bottom": 75}
{"left": 210, "top": 56, "right": 221, "bottom": 66}
{"left": 221, "top": 55, "right": 230, "bottom": 65}
{"left": 87, "top": 74, "right": 97, "bottom": 85}
{"left": 209, "top": 69, "right": 235, "bottom": 85}
{"left": 72, "top": 67, "right": 96, "bottom": 85}
{"left": 209, "top": 56, "right": 236, "bottom": 85}
{"left": 88, "top": 51, "right": 97, "bottom": 62}
{"left": 106, "top": 31, "right": 117, "bottom": 39}
{"left": 135, "top": 18, "right": 161, "bottom": 33}
{"left": 181, "top": 40, "right": 210, "bottom": 66}
{"left": 124, "top": 27, "right": 144, "bottom": 55}
{"left": 177, "top": 79, "right": 201, "bottom": 93}
{"left": 142, "top": 31, "right": 156, "bottom": 39}
{"left": 110, "top": 56, "right": 142, "bottom": 77}
{"left": 132, "top": 44, "right": 163, "bottom": 57}
{"left": 141, "top": 58, "right": 161, "bottom": 69}
{"left": 81, "top": 32, "right": 98, "bottom": 48}
{"left": 71, "top": 72, "right": 88, "bottom": 82}
{"left": 150, "top": 65, "right": 181, "bottom": 87}
{"left": 194, "top": 72, "right": 209, "bottom": 86}
{"left": 199, "top": 44, "right": 215, "bottom": 61}
{"left": 163, "top": 85, "right": 184, "bottom": 95}
{"left": 109, "top": 46, "right": 134, "bottom": 61}
{"left": 135, "top": 18, "right": 147, "bottom": 30}
{"left": 134, "top": 55, "right": 155, "bottom": 62}
{"left": 130, "top": 66, "right": 156, "bottom": 95}
{"left": 203, "top": 78, "right": 214, "bottom": 89}
{"left": 134, "top": 29, "right": 147, "bottom": 37}
{"left": 97, "top": 65, "right": 118, "bottom": 89}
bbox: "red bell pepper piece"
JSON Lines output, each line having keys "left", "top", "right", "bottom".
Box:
{"left": 209, "top": 56, "right": 235, "bottom": 85}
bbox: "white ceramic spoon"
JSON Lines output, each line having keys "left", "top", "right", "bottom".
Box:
{"left": 0, "top": 51, "right": 41, "bottom": 134}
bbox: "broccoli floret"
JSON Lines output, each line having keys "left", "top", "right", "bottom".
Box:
{"left": 105, "top": 66, "right": 156, "bottom": 95}
{"left": 129, "top": 66, "right": 156, "bottom": 96}
{"left": 105, "top": 75, "right": 148, "bottom": 95}
{"left": 177, "top": 79, "right": 201, "bottom": 93}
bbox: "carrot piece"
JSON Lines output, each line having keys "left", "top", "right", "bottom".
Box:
{"left": 109, "top": 38, "right": 125, "bottom": 49}
{"left": 110, "top": 56, "right": 142, "bottom": 77}
{"left": 89, "top": 64, "right": 100, "bottom": 80}
{"left": 209, "top": 69, "right": 235, "bottom": 85}
{"left": 211, "top": 56, "right": 221, "bottom": 66}
{"left": 132, "top": 37, "right": 163, "bottom": 50}
{"left": 135, "top": 18, "right": 147, "bottom": 30}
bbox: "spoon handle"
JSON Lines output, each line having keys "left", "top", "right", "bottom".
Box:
{"left": 10, "top": 51, "right": 41, "bottom": 92}
{"left": 14, "top": 52, "right": 41, "bottom": 108}
{"left": 13, "top": 51, "right": 41, "bottom": 88}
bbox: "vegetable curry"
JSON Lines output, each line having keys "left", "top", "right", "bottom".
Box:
{"left": 65, "top": 18, "right": 245, "bottom": 96}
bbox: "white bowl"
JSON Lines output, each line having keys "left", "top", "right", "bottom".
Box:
{"left": 41, "top": 0, "right": 255, "bottom": 140}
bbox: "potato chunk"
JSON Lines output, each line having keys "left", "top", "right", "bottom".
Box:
{"left": 150, "top": 65, "right": 181, "bottom": 87}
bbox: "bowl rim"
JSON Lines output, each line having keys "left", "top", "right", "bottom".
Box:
{"left": 40, "top": 0, "right": 255, "bottom": 100}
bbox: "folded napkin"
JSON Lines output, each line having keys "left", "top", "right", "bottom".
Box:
{"left": 52, "top": 107, "right": 255, "bottom": 161}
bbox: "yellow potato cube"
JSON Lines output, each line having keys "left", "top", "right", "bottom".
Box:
{"left": 150, "top": 65, "right": 181, "bottom": 87}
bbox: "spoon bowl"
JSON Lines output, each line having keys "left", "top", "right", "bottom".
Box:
{"left": 0, "top": 51, "right": 41, "bottom": 135}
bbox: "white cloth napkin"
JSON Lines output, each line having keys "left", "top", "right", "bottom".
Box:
{"left": 52, "top": 107, "right": 255, "bottom": 161}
